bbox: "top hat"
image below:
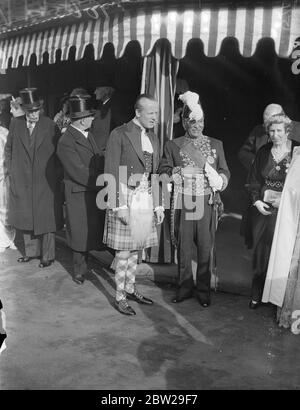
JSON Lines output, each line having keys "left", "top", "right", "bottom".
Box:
{"left": 19, "top": 88, "right": 43, "bottom": 111}
{"left": 69, "top": 95, "right": 96, "bottom": 120}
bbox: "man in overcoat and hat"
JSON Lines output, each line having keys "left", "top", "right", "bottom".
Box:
{"left": 159, "top": 91, "right": 230, "bottom": 307}
{"left": 4, "top": 88, "right": 63, "bottom": 267}
{"left": 90, "top": 85, "right": 116, "bottom": 251}
{"left": 57, "top": 95, "right": 103, "bottom": 284}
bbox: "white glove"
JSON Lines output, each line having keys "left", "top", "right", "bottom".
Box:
{"left": 205, "top": 163, "right": 223, "bottom": 191}
{"left": 271, "top": 197, "right": 281, "bottom": 209}
{"left": 254, "top": 200, "right": 272, "bottom": 215}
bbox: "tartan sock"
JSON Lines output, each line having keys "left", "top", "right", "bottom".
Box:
{"left": 125, "top": 252, "right": 138, "bottom": 294}
{"left": 115, "top": 258, "right": 128, "bottom": 301}
{"left": 110, "top": 256, "right": 117, "bottom": 271}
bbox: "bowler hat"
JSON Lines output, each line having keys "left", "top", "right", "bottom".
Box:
{"left": 69, "top": 95, "right": 96, "bottom": 120}
{"left": 19, "top": 88, "right": 43, "bottom": 111}
{"left": 70, "top": 87, "right": 88, "bottom": 97}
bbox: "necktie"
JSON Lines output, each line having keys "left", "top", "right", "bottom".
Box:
{"left": 28, "top": 121, "right": 34, "bottom": 135}
{"left": 27, "top": 121, "right": 36, "bottom": 148}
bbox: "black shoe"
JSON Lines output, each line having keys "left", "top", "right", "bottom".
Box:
{"left": 199, "top": 300, "right": 211, "bottom": 308}
{"left": 196, "top": 293, "right": 211, "bottom": 307}
{"left": 127, "top": 290, "right": 153, "bottom": 305}
{"left": 249, "top": 300, "right": 260, "bottom": 310}
{"left": 172, "top": 293, "right": 193, "bottom": 303}
{"left": 38, "top": 260, "right": 54, "bottom": 268}
{"left": 17, "top": 256, "right": 31, "bottom": 263}
{"left": 73, "top": 274, "right": 85, "bottom": 285}
{"left": 115, "top": 300, "right": 136, "bottom": 315}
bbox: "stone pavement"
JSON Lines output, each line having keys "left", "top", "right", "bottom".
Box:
{"left": 0, "top": 221, "right": 300, "bottom": 390}
{"left": 56, "top": 214, "right": 253, "bottom": 296}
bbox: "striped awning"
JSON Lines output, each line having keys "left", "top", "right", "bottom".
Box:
{"left": 1, "top": 4, "right": 300, "bottom": 70}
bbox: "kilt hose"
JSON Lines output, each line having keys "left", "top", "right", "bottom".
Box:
{"left": 115, "top": 252, "right": 138, "bottom": 301}
{"left": 103, "top": 209, "right": 158, "bottom": 301}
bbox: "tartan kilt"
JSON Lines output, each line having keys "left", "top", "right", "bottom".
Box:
{"left": 103, "top": 209, "right": 158, "bottom": 251}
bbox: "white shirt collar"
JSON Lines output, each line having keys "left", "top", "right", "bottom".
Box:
{"left": 133, "top": 117, "right": 146, "bottom": 131}
{"left": 102, "top": 97, "right": 110, "bottom": 105}
{"left": 26, "top": 117, "right": 37, "bottom": 127}
{"left": 132, "top": 118, "right": 153, "bottom": 153}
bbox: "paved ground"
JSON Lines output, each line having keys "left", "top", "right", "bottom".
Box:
{"left": 89, "top": 214, "right": 253, "bottom": 296}
{"left": 1, "top": 236, "right": 300, "bottom": 390}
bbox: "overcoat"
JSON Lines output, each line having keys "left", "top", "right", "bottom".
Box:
{"left": 57, "top": 125, "right": 104, "bottom": 252}
{"left": 91, "top": 99, "right": 114, "bottom": 153}
{"left": 4, "top": 115, "right": 63, "bottom": 235}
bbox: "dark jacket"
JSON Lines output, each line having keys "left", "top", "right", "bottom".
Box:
{"left": 241, "top": 141, "right": 299, "bottom": 249}
{"left": 104, "top": 120, "right": 160, "bottom": 208}
{"left": 159, "top": 135, "right": 231, "bottom": 187}
{"left": 238, "top": 124, "right": 268, "bottom": 172}
{"left": 4, "top": 115, "right": 63, "bottom": 235}
{"left": 90, "top": 99, "right": 114, "bottom": 154}
{"left": 57, "top": 125, "right": 104, "bottom": 251}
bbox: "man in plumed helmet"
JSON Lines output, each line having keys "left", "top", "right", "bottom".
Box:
{"left": 4, "top": 88, "right": 63, "bottom": 267}
{"left": 57, "top": 95, "right": 104, "bottom": 284}
{"left": 159, "top": 91, "right": 230, "bottom": 307}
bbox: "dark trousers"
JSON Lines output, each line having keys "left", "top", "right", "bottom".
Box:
{"left": 73, "top": 251, "right": 88, "bottom": 277}
{"left": 251, "top": 273, "right": 268, "bottom": 303}
{"left": 174, "top": 195, "right": 213, "bottom": 303}
{"left": 22, "top": 230, "right": 55, "bottom": 261}
{"left": 251, "top": 212, "right": 276, "bottom": 302}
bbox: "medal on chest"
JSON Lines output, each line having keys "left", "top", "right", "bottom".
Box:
{"left": 191, "top": 137, "right": 217, "bottom": 164}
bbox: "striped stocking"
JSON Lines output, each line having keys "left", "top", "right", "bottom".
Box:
{"left": 125, "top": 252, "right": 138, "bottom": 294}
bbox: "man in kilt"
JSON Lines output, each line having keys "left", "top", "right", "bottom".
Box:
{"left": 103, "top": 94, "right": 164, "bottom": 315}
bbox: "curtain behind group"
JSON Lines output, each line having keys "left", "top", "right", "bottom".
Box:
{"left": 141, "top": 40, "right": 179, "bottom": 263}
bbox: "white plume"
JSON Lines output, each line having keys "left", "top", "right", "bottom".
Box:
{"left": 179, "top": 91, "right": 203, "bottom": 121}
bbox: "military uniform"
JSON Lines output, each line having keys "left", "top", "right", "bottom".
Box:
{"left": 159, "top": 134, "right": 230, "bottom": 304}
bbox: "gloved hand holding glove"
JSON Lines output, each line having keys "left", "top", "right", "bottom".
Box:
{"left": 204, "top": 163, "right": 223, "bottom": 191}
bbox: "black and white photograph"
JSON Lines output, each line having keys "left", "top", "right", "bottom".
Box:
{"left": 0, "top": 0, "right": 300, "bottom": 394}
